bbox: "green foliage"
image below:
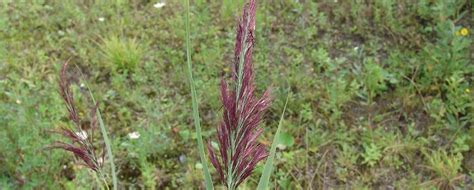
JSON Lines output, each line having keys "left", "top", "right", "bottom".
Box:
{"left": 424, "top": 150, "right": 464, "bottom": 189}
{"left": 87, "top": 85, "right": 118, "bottom": 190}
{"left": 361, "top": 143, "right": 382, "bottom": 167}
{"left": 220, "top": 0, "right": 243, "bottom": 22}
{"left": 257, "top": 95, "right": 289, "bottom": 190}
{"left": 1, "top": 0, "right": 473, "bottom": 189}
{"left": 100, "top": 36, "right": 144, "bottom": 72}
{"left": 364, "top": 60, "right": 386, "bottom": 97}
{"left": 453, "top": 134, "right": 470, "bottom": 154}
{"left": 276, "top": 132, "right": 294, "bottom": 150}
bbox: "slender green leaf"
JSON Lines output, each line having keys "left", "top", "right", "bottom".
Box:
{"left": 184, "top": 0, "right": 214, "bottom": 189}
{"left": 87, "top": 89, "right": 118, "bottom": 190}
{"left": 75, "top": 64, "right": 118, "bottom": 190}
{"left": 257, "top": 93, "right": 289, "bottom": 190}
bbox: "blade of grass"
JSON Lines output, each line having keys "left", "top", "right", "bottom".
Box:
{"left": 87, "top": 94, "right": 118, "bottom": 190}
{"left": 184, "top": 0, "right": 214, "bottom": 189}
{"left": 89, "top": 93, "right": 118, "bottom": 190}
{"left": 74, "top": 64, "right": 118, "bottom": 190}
{"left": 257, "top": 92, "right": 289, "bottom": 190}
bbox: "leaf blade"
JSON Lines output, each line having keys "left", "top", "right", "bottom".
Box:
{"left": 184, "top": 0, "right": 214, "bottom": 189}
{"left": 257, "top": 93, "right": 289, "bottom": 190}
{"left": 87, "top": 89, "right": 118, "bottom": 190}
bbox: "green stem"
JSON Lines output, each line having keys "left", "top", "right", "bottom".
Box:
{"left": 75, "top": 64, "right": 118, "bottom": 190}
{"left": 100, "top": 172, "right": 111, "bottom": 190}
{"left": 95, "top": 170, "right": 110, "bottom": 190}
{"left": 184, "top": 1, "right": 214, "bottom": 189}
{"left": 95, "top": 109, "right": 117, "bottom": 190}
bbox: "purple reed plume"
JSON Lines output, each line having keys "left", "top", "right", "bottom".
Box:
{"left": 49, "top": 62, "right": 104, "bottom": 172}
{"left": 207, "top": 0, "right": 272, "bottom": 189}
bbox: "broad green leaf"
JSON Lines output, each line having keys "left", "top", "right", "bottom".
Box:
{"left": 277, "top": 132, "right": 294, "bottom": 149}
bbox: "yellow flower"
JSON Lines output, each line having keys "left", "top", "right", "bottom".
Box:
{"left": 461, "top": 28, "right": 469, "bottom": 36}
{"left": 466, "top": 88, "right": 471, "bottom": 93}
{"left": 457, "top": 28, "right": 469, "bottom": 36}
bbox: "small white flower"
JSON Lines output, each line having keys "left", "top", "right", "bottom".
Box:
{"left": 98, "top": 17, "right": 105, "bottom": 22}
{"left": 153, "top": 2, "right": 166, "bottom": 9}
{"left": 76, "top": 130, "right": 88, "bottom": 140}
{"left": 277, "top": 144, "right": 286, "bottom": 150}
{"left": 80, "top": 83, "right": 85, "bottom": 88}
{"left": 97, "top": 157, "right": 103, "bottom": 165}
{"left": 128, "top": 131, "right": 140, "bottom": 139}
{"left": 16, "top": 99, "right": 21, "bottom": 104}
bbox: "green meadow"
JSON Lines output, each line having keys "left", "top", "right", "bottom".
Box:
{"left": 0, "top": 0, "right": 473, "bottom": 189}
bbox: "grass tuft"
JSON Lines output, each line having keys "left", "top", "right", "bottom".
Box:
{"left": 100, "top": 36, "right": 143, "bottom": 72}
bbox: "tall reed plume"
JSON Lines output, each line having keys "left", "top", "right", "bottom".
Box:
{"left": 207, "top": 0, "right": 272, "bottom": 189}
{"left": 50, "top": 62, "right": 106, "bottom": 179}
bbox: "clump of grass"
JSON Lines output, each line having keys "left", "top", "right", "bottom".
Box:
{"left": 206, "top": 0, "right": 274, "bottom": 189}
{"left": 423, "top": 150, "right": 464, "bottom": 190}
{"left": 100, "top": 36, "right": 143, "bottom": 72}
{"left": 49, "top": 62, "right": 117, "bottom": 190}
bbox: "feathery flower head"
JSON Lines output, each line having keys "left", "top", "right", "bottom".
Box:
{"left": 207, "top": 0, "right": 272, "bottom": 189}
{"left": 50, "top": 62, "right": 104, "bottom": 172}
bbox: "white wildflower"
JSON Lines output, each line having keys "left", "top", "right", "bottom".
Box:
{"left": 76, "top": 130, "right": 88, "bottom": 140}
{"left": 153, "top": 2, "right": 166, "bottom": 9}
{"left": 97, "top": 157, "right": 103, "bottom": 165}
{"left": 16, "top": 99, "right": 21, "bottom": 104}
{"left": 277, "top": 144, "right": 287, "bottom": 150}
{"left": 98, "top": 17, "right": 105, "bottom": 22}
{"left": 128, "top": 131, "right": 140, "bottom": 139}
